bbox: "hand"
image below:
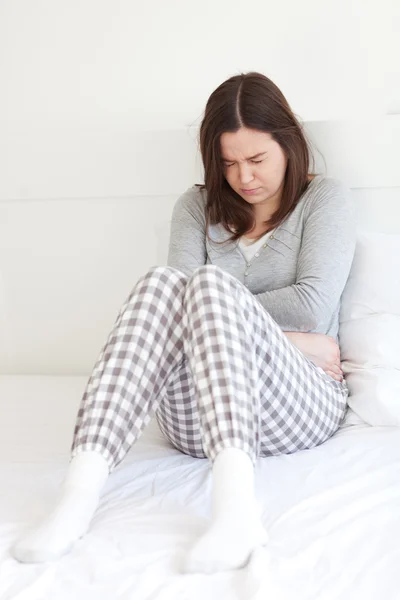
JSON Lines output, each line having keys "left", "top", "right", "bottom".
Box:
{"left": 283, "top": 332, "right": 344, "bottom": 382}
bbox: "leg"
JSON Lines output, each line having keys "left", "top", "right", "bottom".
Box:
{"left": 10, "top": 266, "right": 190, "bottom": 563}
{"left": 179, "top": 265, "right": 348, "bottom": 574}
{"left": 155, "top": 358, "right": 207, "bottom": 459}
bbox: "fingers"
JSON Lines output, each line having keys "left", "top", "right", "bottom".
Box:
{"left": 327, "top": 357, "right": 344, "bottom": 381}
{"left": 331, "top": 358, "right": 343, "bottom": 374}
{"left": 326, "top": 369, "right": 344, "bottom": 382}
{"left": 326, "top": 371, "right": 343, "bottom": 382}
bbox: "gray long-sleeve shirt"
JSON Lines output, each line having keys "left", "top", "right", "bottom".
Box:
{"left": 167, "top": 175, "right": 357, "bottom": 343}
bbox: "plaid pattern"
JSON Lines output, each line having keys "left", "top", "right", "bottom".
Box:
{"left": 71, "top": 265, "right": 348, "bottom": 473}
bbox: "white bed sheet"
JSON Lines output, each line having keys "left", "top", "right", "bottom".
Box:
{"left": 1, "top": 375, "right": 400, "bottom": 600}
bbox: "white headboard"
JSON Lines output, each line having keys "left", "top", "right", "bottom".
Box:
{"left": 305, "top": 116, "right": 400, "bottom": 235}
{"left": 0, "top": 116, "right": 399, "bottom": 374}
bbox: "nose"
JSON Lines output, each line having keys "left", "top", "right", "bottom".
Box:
{"left": 238, "top": 163, "right": 255, "bottom": 187}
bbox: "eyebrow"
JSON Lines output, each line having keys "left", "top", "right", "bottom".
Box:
{"left": 221, "top": 151, "right": 267, "bottom": 162}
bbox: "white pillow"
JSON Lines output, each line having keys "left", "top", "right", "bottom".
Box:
{"left": 339, "top": 231, "right": 400, "bottom": 426}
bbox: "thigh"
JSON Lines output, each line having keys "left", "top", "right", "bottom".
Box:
{"left": 257, "top": 338, "right": 349, "bottom": 456}
{"left": 157, "top": 264, "right": 349, "bottom": 460}
{"left": 155, "top": 357, "right": 207, "bottom": 459}
{"left": 187, "top": 265, "right": 348, "bottom": 458}
{"left": 231, "top": 280, "right": 349, "bottom": 457}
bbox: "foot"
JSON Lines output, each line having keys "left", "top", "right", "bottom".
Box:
{"left": 10, "top": 451, "right": 109, "bottom": 563}
{"left": 10, "top": 487, "right": 101, "bottom": 563}
{"left": 183, "top": 514, "right": 269, "bottom": 574}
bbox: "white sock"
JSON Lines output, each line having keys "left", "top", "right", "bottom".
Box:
{"left": 183, "top": 447, "right": 268, "bottom": 574}
{"left": 10, "top": 451, "right": 109, "bottom": 563}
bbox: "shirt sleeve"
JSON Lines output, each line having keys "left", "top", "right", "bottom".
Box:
{"left": 253, "top": 178, "right": 357, "bottom": 332}
{"left": 166, "top": 186, "right": 207, "bottom": 276}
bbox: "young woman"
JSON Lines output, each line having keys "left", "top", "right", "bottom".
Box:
{"left": 11, "top": 71, "right": 356, "bottom": 574}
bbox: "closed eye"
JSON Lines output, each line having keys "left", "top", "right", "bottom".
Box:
{"left": 224, "top": 159, "right": 264, "bottom": 168}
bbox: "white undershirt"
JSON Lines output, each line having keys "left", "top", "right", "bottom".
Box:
{"left": 238, "top": 229, "right": 275, "bottom": 262}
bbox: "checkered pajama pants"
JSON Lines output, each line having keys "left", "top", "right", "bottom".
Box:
{"left": 71, "top": 265, "right": 349, "bottom": 473}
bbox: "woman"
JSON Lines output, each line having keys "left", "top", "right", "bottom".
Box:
{"left": 11, "top": 71, "right": 356, "bottom": 574}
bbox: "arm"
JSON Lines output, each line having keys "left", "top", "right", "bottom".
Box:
{"left": 254, "top": 178, "right": 357, "bottom": 332}
{"left": 167, "top": 186, "right": 207, "bottom": 276}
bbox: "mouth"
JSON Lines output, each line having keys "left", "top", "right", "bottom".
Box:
{"left": 241, "top": 188, "right": 260, "bottom": 194}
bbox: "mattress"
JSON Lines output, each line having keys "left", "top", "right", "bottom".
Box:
{"left": 1, "top": 375, "right": 400, "bottom": 600}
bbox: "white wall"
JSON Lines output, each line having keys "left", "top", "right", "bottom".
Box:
{"left": 0, "top": 0, "right": 398, "bottom": 202}
{"left": 0, "top": 0, "right": 399, "bottom": 375}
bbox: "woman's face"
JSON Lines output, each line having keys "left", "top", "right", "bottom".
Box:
{"left": 220, "top": 127, "right": 288, "bottom": 210}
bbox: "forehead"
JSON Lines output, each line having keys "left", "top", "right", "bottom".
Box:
{"left": 220, "top": 128, "right": 274, "bottom": 159}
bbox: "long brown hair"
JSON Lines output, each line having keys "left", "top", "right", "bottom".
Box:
{"left": 195, "top": 72, "right": 317, "bottom": 244}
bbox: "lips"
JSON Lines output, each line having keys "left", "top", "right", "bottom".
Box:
{"left": 241, "top": 188, "right": 260, "bottom": 193}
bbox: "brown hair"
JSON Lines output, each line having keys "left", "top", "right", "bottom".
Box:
{"left": 195, "top": 71, "right": 317, "bottom": 244}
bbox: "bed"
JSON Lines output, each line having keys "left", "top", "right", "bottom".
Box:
{"left": 1, "top": 378, "right": 400, "bottom": 600}
{"left": 1, "top": 116, "right": 400, "bottom": 599}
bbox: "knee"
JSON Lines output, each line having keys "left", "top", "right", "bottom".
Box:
{"left": 144, "top": 265, "right": 185, "bottom": 278}
{"left": 186, "top": 264, "right": 225, "bottom": 286}
{"left": 191, "top": 264, "right": 222, "bottom": 276}
{"left": 184, "top": 265, "right": 232, "bottom": 299}
{"left": 137, "top": 265, "right": 188, "bottom": 289}
{"left": 122, "top": 265, "right": 187, "bottom": 306}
